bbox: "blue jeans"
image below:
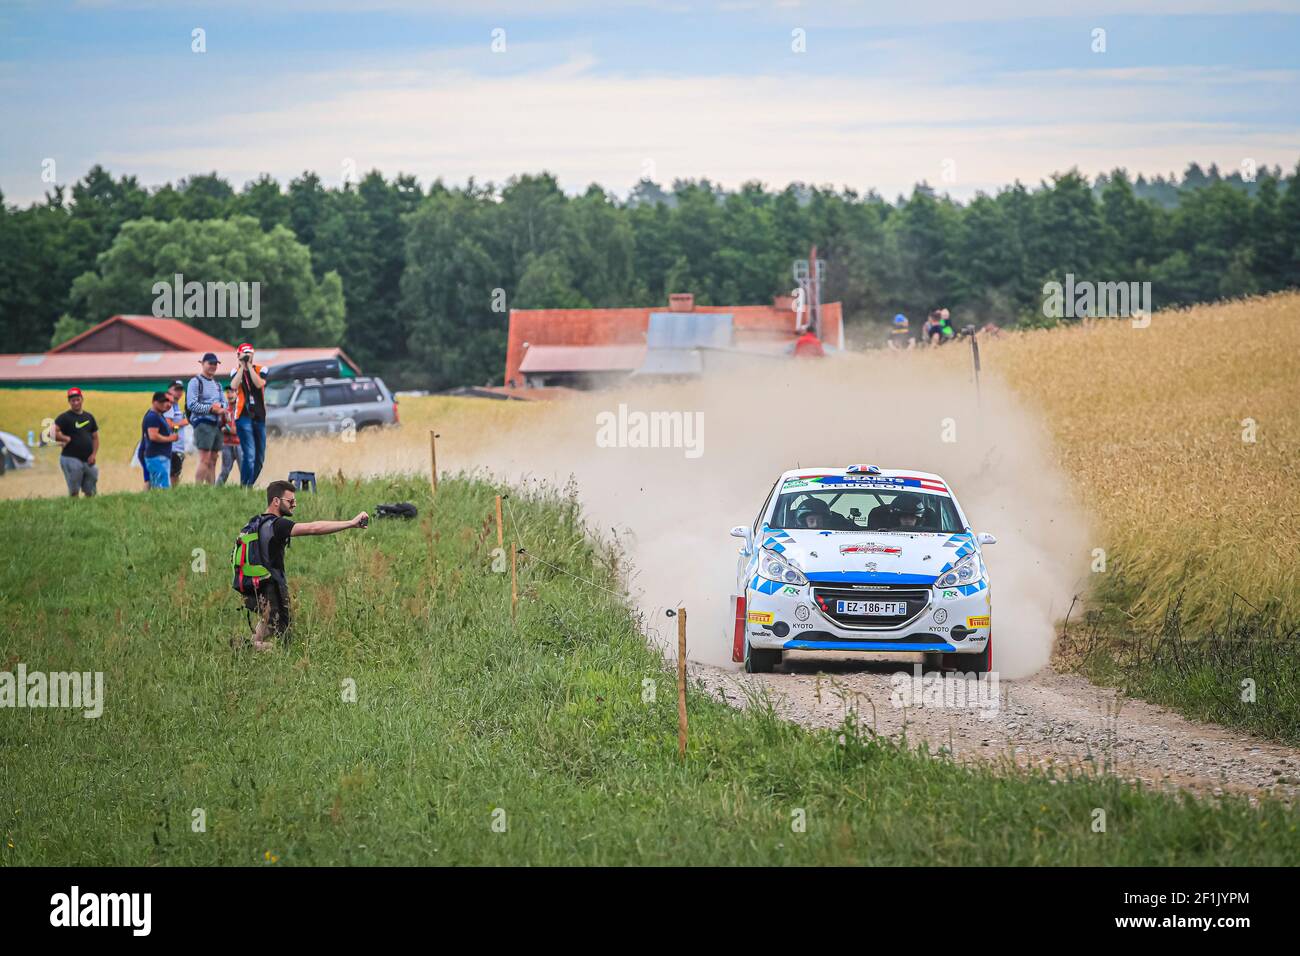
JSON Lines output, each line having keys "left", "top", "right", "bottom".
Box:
{"left": 236, "top": 416, "right": 266, "bottom": 486}
{"left": 145, "top": 455, "right": 171, "bottom": 489}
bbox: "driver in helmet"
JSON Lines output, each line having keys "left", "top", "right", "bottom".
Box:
{"left": 889, "top": 492, "right": 927, "bottom": 530}
{"left": 795, "top": 496, "right": 836, "bottom": 530}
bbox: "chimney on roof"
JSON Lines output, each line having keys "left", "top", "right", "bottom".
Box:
{"left": 668, "top": 293, "right": 695, "bottom": 312}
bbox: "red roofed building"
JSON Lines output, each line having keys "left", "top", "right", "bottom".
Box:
{"left": 49, "top": 315, "right": 235, "bottom": 355}
{"left": 505, "top": 293, "right": 844, "bottom": 390}
{"left": 1, "top": 315, "right": 359, "bottom": 392}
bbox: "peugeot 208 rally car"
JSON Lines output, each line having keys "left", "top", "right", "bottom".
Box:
{"left": 729, "top": 465, "right": 996, "bottom": 674}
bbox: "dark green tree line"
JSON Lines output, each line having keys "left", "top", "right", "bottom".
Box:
{"left": 2, "top": 159, "right": 1297, "bottom": 390}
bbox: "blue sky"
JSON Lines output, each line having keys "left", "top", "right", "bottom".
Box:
{"left": 2, "top": 1, "right": 1298, "bottom": 205}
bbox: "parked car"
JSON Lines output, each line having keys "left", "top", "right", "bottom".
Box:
{"left": 264, "top": 376, "right": 399, "bottom": 437}
{"left": 729, "top": 464, "right": 996, "bottom": 674}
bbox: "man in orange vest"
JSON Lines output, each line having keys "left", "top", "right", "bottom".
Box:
{"left": 793, "top": 328, "right": 825, "bottom": 358}
{"left": 230, "top": 343, "right": 269, "bottom": 486}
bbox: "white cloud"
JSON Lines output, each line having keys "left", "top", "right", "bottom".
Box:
{"left": 73, "top": 55, "right": 1297, "bottom": 202}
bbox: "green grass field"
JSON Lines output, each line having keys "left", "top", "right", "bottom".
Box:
{"left": 3, "top": 475, "right": 1299, "bottom": 865}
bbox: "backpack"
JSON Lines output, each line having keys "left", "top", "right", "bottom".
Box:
{"left": 231, "top": 514, "right": 280, "bottom": 593}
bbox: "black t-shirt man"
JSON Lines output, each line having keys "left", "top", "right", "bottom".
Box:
{"left": 263, "top": 515, "right": 295, "bottom": 576}
{"left": 238, "top": 480, "right": 368, "bottom": 650}
{"left": 54, "top": 410, "right": 98, "bottom": 461}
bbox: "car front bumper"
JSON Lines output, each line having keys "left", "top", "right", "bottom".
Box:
{"left": 744, "top": 575, "right": 991, "bottom": 654}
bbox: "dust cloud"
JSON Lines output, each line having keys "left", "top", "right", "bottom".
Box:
{"left": 289, "top": 351, "right": 1091, "bottom": 679}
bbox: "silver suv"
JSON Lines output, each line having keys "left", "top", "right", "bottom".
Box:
{"left": 264, "top": 376, "right": 399, "bottom": 437}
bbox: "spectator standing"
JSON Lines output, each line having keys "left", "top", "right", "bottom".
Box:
{"left": 217, "top": 386, "right": 241, "bottom": 486}
{"left": 792, "top": 328, "right": 825, "bottom": 357}
{"left": 165, "top": 380, "right": 190, "bottom": 484}
{"left": 230, "top": 343, "right": 269, "bottom": 487}
{"left": 923, "top": 310, "right": 942, "bottom": 346}
{"left": 52, "top": 387, "right": 99, "bottom": 497}
{"left": 140, "top": 391, "right": 179, "bottom": 490}
{"left": 187, "top": 352, "right": 228, "bottom": 485}
{"left": 887, "top": 314, "right": 915, "bottom": 351}
{"left": 937, "top": 307, "right": 956, "bottom": 343}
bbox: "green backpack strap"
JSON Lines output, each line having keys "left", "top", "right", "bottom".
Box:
{"left": 233, "top": 515, "right": 276, "bottom": 584}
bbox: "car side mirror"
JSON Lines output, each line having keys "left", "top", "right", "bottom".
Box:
{"left": 976, "top": 532, "right": 998, "bottom": 545}
{"left": 730, "top": 525, "right": 754, "bottom": 553}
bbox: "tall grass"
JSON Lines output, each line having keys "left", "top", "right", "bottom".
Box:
{"left": 1060, "top": 598, "right": 1300, "bottom": 745}
{"left": 981, "top": 291, "right": 1300, "bottom": 634}
{"left": 4, "top": 475, "right": 1298, "bottom": 864}
{"left": 954, "top": 291, "right": 1300, "bottom": 742}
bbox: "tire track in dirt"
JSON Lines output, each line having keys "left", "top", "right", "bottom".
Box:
{"left": 693, "top": 658, "right": 1300, "bottom": 803}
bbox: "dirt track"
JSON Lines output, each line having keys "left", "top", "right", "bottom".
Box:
{"left": 693, "top": 657, "right": 1300, "bottom": 803}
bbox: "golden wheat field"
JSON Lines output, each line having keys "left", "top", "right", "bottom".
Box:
{"left": 977, "top": 291, "right": 1300, "bottom": 630}
{"left": 0, "top": 392, "right": 540, "bottom": 499}
{"left": 3, "top": 291, "right": 1296, "bottom": 631}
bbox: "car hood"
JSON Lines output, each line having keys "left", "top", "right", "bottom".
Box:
{"left": 759, "top": 526, "right": 974, "bottom": 584}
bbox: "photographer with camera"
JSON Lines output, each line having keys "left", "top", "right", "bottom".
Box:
{"left": 231, "top": 479, "right": 369, "bottom": 650}
{"left": 230, "top": 342, "right": 269, "bottom": 487}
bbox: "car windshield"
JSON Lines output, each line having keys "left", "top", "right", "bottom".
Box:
{"left": 265, "top": 383, "right": 296, "bottom": 408}
{"left": 771, "top": 488, "right": 963, "bottom": 533}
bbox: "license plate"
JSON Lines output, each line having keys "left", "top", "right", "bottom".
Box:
{"left": 836, "top": 600, "right": 907, "bottom": 616}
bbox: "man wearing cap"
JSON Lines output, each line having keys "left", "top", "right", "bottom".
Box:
{"left": 230, "top": 343, "right": 268, "bottom": 487}
{"left": 165, "top": 380, "right": 190, "bottom": 484}
{"left": 887, "top": 314, "right": 915, "bottom": 351}
{"left": 187, "top": 352, "right": 228, "bottom": 484}
{"left": 140, "top": 391, "right": 180, "bottom": 489}
{"left": 52, "top": 387, "right": 99, "bottom": 497}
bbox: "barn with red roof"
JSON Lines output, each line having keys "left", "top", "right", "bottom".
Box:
{"left": 504, "top": 292, "right": 844, "bottom": 391}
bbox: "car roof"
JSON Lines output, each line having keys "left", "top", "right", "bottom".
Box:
{"left": 779, "top": 466, "right": 946, "bottom": 482}
{"left": 776, "top": 466, "right": 952, "bottom": 495}
{"left": 287, "top": 376, "right": 380, "bottom": 387}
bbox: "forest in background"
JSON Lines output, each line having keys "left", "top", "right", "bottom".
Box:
{"left": 2, "top": 160, "right": 1297, "bottom": 390}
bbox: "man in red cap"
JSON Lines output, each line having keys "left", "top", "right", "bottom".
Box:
{"left": 230, "top": 342, "right": 269, "bottom": 487}
{"left": 52, "top": 387, "right": 99, "bottom": 497}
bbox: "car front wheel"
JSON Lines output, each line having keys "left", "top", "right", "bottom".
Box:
{"left": 943, "top": 633, "right": 993, "bottom": 675}
{"left": 745, "top": 641, "right": 782, "bottom": 674}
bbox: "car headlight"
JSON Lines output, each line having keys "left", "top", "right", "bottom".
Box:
{"left": 936, "top": 553, "right": 985, "bottom": 589}
{"left": 759, "top": 549, "right": 808, "bottom": 586}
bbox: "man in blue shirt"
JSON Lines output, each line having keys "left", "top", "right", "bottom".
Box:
{"left": 140, "top": 391, "right": 180, "bottom": 489}
{"left": 187, "top": 352, "right": 228, "bottom": 485}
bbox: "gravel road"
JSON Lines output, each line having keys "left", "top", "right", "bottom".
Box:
{"left": 693, "top": 655, "right": 1300, "bottom": 803}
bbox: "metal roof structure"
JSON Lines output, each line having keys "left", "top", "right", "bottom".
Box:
{"left": 49, "top": 315, "right": 235, "bottom": 354}
{"left": 0, "top": 347, "right": 359, "bottom": 391}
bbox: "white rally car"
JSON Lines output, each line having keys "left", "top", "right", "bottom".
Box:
{"left": 729, "top": 465, "right": 996, "bottom": 673}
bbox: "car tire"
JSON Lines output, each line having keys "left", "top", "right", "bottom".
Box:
{"left": 266, "top": 426, "right": 282, "bottom": 439}
{"left": 943, "top": 633, "right": 993, "bottom": 675}
{"left": 922, "top": 651, "right": 944, "bottom": 674}
{"left": 745, "top": 642, "right": 781, "bottom": 674}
